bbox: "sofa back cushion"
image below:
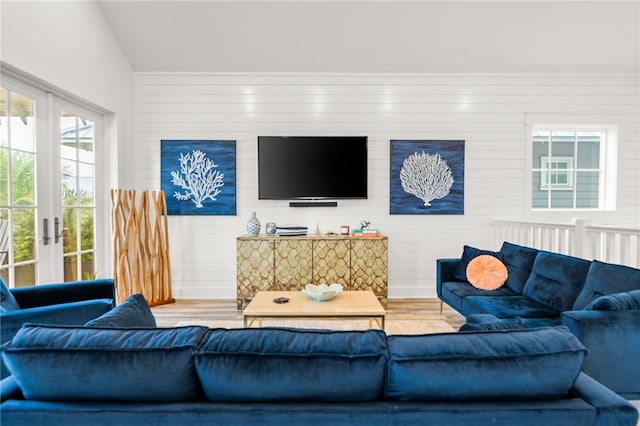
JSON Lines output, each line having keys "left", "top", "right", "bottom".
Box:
{"left": 84, "top": 293, "right": 157, "bottom": 328}
{"left": 195, "top": 328, "right": 388, "bottom": 402}
{"left": 385, "top": 327, "right": 587, "bottom": 401}
{"left": 2, "top": 324, "right": 208, "bottom": 401}
{"left": 585, "top": 289, "right": 640, "bottom": 311}
{"left": 572, "top": 261, "right": 640, "bottom": 310}
{"left": 499, "top": 242, "right": 539, "bottom": 293}
{"left": 522, "top": 252, "right": 591, "bottom": 311}
{"left": 1, "top": 278, "right": 20, "bottom": 312}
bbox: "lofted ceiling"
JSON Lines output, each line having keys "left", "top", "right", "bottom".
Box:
{"left": 98, "top": 1, "right": 639, "bottom": 73}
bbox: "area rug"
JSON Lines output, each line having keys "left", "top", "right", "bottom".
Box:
{"left": 173, "top": 318, "right": 455, "bottom": 335}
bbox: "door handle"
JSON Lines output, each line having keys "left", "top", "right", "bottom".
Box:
{"left": 54, "top": 217, "right": 63, "bottom": 244}
{"left": 42, "top": 218, "right": 51, "bottom": 245}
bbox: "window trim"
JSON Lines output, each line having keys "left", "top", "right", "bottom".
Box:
{"left": 527, "top": 122, "right": 618, "bottom": 212}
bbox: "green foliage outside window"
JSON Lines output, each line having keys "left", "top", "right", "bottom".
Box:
{"left": 1, "top": 149, "right": 35, "bottom": 263}
{"left": 0, "top": 148, "right": 94, "bottom": 264}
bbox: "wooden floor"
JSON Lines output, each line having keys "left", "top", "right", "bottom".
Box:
{"left": 151, "top": 298, "right": 466, "bottom": 329}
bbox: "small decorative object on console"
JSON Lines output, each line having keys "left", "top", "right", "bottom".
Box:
{"left": 352, "top": 228, "right": 381, "bottom": 237}
{"left": 276, "top": 226, "right": 308, "bottom": 236}
{"left": 246, "top": 211, "right": 260, "bottom": 236}
{"left": 302, "top": 283, "right": 343, "bottom": 301}
{"left": 265, "top": 222, "right": 277, "bottom": 235}
{"left": 273, "top": 297, "right": 290, "bottom": 304}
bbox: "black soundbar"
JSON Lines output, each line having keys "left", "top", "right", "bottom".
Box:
{"left": 289, "top": 201, "right": 338, "bottom": 208}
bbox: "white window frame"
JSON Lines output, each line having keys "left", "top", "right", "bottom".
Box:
{"left": 527, "top": 121, "right": 618, "bottom": 212}
{"left": 540, "top": 156, "right": 574, "bottom": 190}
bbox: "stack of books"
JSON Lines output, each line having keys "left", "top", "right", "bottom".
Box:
{"left": 276, "top": 226, "right": 308, "bottom": 236}
{"left": 351, "top": 228, "right": 381, "bottom": 237}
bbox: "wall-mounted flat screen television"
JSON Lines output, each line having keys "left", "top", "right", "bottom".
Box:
{"left": 258, "top": 136, "right": 368, "bottom": 200}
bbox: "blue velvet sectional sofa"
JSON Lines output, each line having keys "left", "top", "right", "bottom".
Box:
{"left": 437, "top": 242, "right": 640, "bottom": 399}
{"left": 1, "top": 321, "right": 638, "bottom": 426}
{"left": 0, "top": 278, "right": 115, "bottom": 379}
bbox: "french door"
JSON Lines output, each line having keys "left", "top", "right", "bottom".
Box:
{"left": 1, "top": 78, "right": 105, "bottom": 288}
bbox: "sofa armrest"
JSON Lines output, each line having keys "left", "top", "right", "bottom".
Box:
{"left": 570, "top": 372, "right": 639, "bottom": 426}
{"left": 562, "top": 309, "right": 640, "bottom": 399}
{"left": 436, "top": 258, "right": 461, "bottom": 297}
{"left": 1, "top": 299, "right": 114, "bottom": 344}
{"left": 0, "top": 376, "right": 22, "bottom": 402}
{"left": 11, "top": 279, "right": 115, "bottom": 309}
{"left": 1, "top": 298, "right": 114, "bottom": 379}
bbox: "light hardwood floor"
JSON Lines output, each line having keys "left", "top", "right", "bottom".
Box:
{"left": 151, "top": 298, "right": 466, "bottom": 330}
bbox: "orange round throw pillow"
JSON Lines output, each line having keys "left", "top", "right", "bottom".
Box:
{"left": 466, "top": 255, "right": 509, "bottom": 290}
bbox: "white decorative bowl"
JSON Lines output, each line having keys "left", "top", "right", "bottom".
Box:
{"left": 302, "top": 283, "right": 343, "bottom": 301}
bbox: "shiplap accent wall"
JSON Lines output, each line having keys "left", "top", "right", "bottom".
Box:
{"left": 134, "top": 73, "right": 639, "bottom": 299}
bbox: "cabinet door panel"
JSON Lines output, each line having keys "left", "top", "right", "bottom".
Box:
{"left": 313, "top": 239, "right": 350, "bottom": 287}
{"left": 351, "top": 239, "right": 388, "bottom": 299}
{"left": 275, "top": 239, "right": 312, "bottom": 290}
{"left": 236, "top": 239, "right": 274, "bottom": 307}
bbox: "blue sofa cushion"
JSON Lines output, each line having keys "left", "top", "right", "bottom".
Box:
{"left": 84, "top": 293, "right": 157, "bottom": 328}
{"left": 195, "top": 328, "right": 388, "bottom": 402}
{"left": 585, "top": 289, "right": 640, "bottom": 311}
{"left": 454, "top": 245, "right": 502, "bottom": 282}
{"left": 463, "top": 295, "right": 560, "bottom": 318}
{"left": 385, "top": 327, "right": 587, "bottom": 401}
{"left": 499, "top": 242, "right": 540, "bottom": 293}
{"left": 458, "top": 313, "right": 558, "bottom": 330}
{"left": 459, "top": 314, "right": 526, "bottom": 331}
{"left": 573, "top": 261, "right": 640, "bottom": 310}
{"left": 441, "top": 281, "right": 517, "bottom": 313}
{"left": 1, "top": 278, "right": 20, "bottom": 312}
{"left": 522, "top": 252, "right": 591, "bottom": 311}
{"left": 519, "top": 317, "right": 563, "bottom": 327}
{"left": 2, "top": 324, "right": 208, "bottom": 401}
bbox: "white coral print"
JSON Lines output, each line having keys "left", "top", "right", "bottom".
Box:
{"left": 170, "top": 150, "right": 224, "bottom": 208}
{"left": 400, "top": 151, "right": 454, "bottom": 206}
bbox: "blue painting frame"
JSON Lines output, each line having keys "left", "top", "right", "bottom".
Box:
{"left": 390, "top": 140, "right": 464, "bottom": 215}
{"left": 161, "top": 140, "right": 236, "bottom": 215}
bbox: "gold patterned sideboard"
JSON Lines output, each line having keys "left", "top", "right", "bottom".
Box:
{"left": 236, "top": 235, "right": 388, "bottom": 309}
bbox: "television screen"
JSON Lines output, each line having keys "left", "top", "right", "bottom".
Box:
{"left": 258, "top": 136, "right": 368, "bottom": 200}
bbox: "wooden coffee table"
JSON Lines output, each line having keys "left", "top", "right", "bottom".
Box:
{"left": 243, "top": 290, "right": 386, "bottom": 330}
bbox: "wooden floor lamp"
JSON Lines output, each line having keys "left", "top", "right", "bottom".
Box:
{"left": 110, "top": 189, "right": 175, "bottom": 306}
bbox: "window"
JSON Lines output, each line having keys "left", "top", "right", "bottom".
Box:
{"left": 540, "top": 156, "right": 573, "bottom": 190}
{"left": 531, "top": 127, "right": 616, "bottom": 210}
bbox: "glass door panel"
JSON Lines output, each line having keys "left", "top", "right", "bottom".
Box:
{"left": 60, "top": 112, "right": 96, "bottom": 281}
{"left": 0, "top": 88, "right": 39, "bottom": 287}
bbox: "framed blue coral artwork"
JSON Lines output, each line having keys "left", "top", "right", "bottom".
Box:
{"left": 161, "top": 140, "right": 236, "bottom": 215}
{"left": 390, "top": 140, "right": 464, "bottom": 215}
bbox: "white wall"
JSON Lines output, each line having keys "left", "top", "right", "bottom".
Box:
{"left": 135, "top": 73, "right": 640, "bottom": 299}
{"left": 0, "top": 0, "right": 135, "bottom": 188}
{"left": 2, "top": 2, "right": 637, "bottom": 299}
{"left": 102, "top": 1, "right": 639, "bottom": 74}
